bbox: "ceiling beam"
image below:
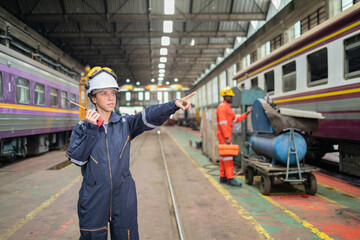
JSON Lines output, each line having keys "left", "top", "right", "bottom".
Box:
{"left": 64, "top": 43, "right": 232, "bottom": 50}
{"left": 26, "top": 13, "right": 266, "bottom": 22}
{"left": 114, "top": 66, "right": 207, "bottom": 71}
{"left": 88, "top": 60, "right": 213, "bottom": 65}
{"left": 118, "top": 75, "right": 199, "bottom": 80}
{"left": 114, "top": 70, "right": 203, "bottom": 75}
{"left": 48, "top": 31, "right": 246, "bottom": 38}
{"left": 74, "top": 53, "right": 221, "bottom": 59}
{"left": 117, "top": 72, "right": 200, "bottom": 77}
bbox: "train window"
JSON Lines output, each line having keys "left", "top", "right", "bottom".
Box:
{"left": 283, "top": 61, "right": 297, "bottom": 92}
{"left": 344, "top": 34, "right": 360, "bottom": 79}
{"left": 307, "top": 48, "right": 328, "bottom": 86}
{"left": 138, "top": 92, "right": 144, "bottom": 101}
{"left": 50, "top": 87, "right": 58, "bottom": 107}
{"left": 34, "top": 83, "right": 45, "bottom": 106}
{"left": 251, "top": 77, "right": 258, "bottom": 88}
{"left": 125, "top": 92, "right": 131, "bottom": 102}
{"left": 157, "top": 92, "right": 163, "bottom": 104}
{"left": 240, "top": 83, "right": 245, "bottom": 89}
{"left": 264, "top": 71, "right": 274, "bottom": 94}
{"left": 61, "top": 91, "right": 68, "bottom": 108}
{"left": 16, "top": 77, "right": 30, "bottom": 104}
{"left": 164, "top": 92, "right": 169, "bottom": 103}
{"left": 70, "top": 94, "right": 77, "bottom": 110}
{"left": 0, "top": 72, "right": 2, "bottom": 100}
{"left": 145, "top": 92, "right": 150, "bottom": 101}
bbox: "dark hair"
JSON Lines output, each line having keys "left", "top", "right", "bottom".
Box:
{"left": 88, "top": 91, "right": 96, "bottom": 105}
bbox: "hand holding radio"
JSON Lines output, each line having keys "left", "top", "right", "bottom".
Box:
{"left": 86, "top": 110, "right": 102, "bottom": 126}
{"left": 68, "top": 99, "right": 104, "bottom": 127}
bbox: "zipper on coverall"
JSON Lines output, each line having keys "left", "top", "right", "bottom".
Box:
{"left": 105, "top": 129, "right": 113, "bottom": 221}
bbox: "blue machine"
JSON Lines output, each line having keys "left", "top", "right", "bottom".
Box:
{"left": 250, "top": 132, "right": 307, "bottom": 165}
{"left": 249, "top": 99, "right": 307, "bottom": 165}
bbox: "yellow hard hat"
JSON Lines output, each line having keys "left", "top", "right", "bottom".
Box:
{"left": 85, "top": 66, "right": 120, "bottom": 94}
{"left": 220, "top": 86, "right": 235, "bottom": 96}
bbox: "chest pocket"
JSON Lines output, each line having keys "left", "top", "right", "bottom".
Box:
{"left": 119, "top": 135, "right": 130, "bottom": 160}
{"left": 90, "top": 155, "right": 98, "bottom": 164}
{"left": 84, "top": 154, "right": 99, "bottom": 185}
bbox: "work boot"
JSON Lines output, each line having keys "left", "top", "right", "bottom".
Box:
{"left": 219, "top": 177, "right": 227, "bottom": 184}
{"left": 227, "top": 178, "right": 242, "bottom": 187}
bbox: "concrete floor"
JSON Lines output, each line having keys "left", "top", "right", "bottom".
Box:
{"left": 0, "top": 126, "right": 359, "bottom": 239}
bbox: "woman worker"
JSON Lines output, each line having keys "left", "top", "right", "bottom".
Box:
{"left": 66, "top": 66, "right": 195, "bottom": 240}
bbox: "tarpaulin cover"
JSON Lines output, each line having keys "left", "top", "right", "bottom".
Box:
{"left": 252, "top": 99, "right": 319, "bottom": 135}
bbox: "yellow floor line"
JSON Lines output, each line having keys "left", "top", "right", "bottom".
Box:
{"left": 167, "top": 132, "right": 274, "bottom": 240}
{"left": 0, "top": 175, "right": 82, "bottom": 240}
{"left": 316, "top": 194, "right": 348, "bottom": 209}
{"left": 262, "top": 195, "right": 334, "bottom": 240}
{"left": 317, "top": 182, "right": 360, "bottom": 201}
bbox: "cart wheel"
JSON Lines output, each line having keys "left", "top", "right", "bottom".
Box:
{"left": 245, "top": 167, "right": 254, "bottom": 185}
{"left": 260, "top": 174, "right": 271, "bottom": 195}
{"left": 304, "top": 173, "right": 317, "bottom": 195}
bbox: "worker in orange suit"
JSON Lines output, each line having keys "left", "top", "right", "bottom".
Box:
{"left": 217, "top": 87, "right": 251, "bottom": 187}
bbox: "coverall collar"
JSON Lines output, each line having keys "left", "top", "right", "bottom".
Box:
{"left": 222, "top": 100, "right": 231, "bottom": 107}
{"left": 108, "top": 112, "right": 121, "bottom": 123}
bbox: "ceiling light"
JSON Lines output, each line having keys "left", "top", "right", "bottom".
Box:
{"left": 151, "top": 78, "right": 155, "bottom": 82}
{"left": 174, "top": 78, "right": 178, "bottom": 82}
{"left": 163, "top": 21, "right": 173, "bottom": 33}
{"left": 136, "top": 81, "right": 140, "bottom": 86}
{"left": 126, "top": 78, "right": 131, "bottom": 83}
{"left": 158, "top": 63, "right": 165, "bottom": 68}
{"left": 160, "top": 57, "right": 167, "bottom": 63}
{"left": 164, "top": 0, "right": 175, "bottom": 15}
{"left": 190, "top": 38, "right": 195, "bottom": 46}
{"left": 166, "top": 81, "right": 170, "bottom": 85}
{"left": 159, "top": 73, "right": 165, "bottom": 77}
{"left": 160, "top": 48, "right": 168, "bottom": 55}
{"left": 159, "top": 69, "right": 165, "bottom": 74}
{"left": 158, "top": 77, "right": 164, "bottom": 81}
{"left": 161, "top": 36, "right": 170, "bottom": 46}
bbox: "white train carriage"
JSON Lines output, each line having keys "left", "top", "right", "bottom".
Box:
{"left": 233, "top": 5, "right": 360, "bottom": 176}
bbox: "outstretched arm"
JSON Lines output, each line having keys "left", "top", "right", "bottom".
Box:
{"left": 235, "top": 107, "right": 252, "bottom": 122}
{"left": 129, "top": 92, "right": 196, "bottom": 139}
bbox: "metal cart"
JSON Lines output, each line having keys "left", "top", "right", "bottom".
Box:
{"left": 243, "top": 156, "right": 319, "bottom": 195}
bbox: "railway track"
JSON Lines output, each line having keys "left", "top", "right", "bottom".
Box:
{"left": 129, "top": 130, "right": 186, "bottom": 239}
{"left": 307, "top": 153, "right": 360, "bottom": 187}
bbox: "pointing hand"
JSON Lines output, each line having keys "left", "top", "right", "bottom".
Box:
{"left": 175, "top": 92, "right": 196, "bottom": 111}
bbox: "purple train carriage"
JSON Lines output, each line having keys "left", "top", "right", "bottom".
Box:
{"left": 0, "top": 44, "right": 79, "bottom": 160}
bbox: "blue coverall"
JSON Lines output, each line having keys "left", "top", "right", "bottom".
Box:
{"left": 66, "top": 100, "right": 179, "bottom": 240}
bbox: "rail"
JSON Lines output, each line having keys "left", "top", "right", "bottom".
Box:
{"left": 157, "top": 130, "right": 186, "bottom": 240}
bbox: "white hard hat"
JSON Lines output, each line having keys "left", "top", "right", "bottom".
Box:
{"left": 86, "top": 67, "right": 121, "bottom": 94}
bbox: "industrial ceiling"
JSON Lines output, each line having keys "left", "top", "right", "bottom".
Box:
{"left": 1, "top": 0, "right": 271, "bottom": 88}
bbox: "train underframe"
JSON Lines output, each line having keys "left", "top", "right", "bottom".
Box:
{"left": 0, "top": 131, "right": 71, "bottom": 161}
{"left": 305, "top": 135, "right": 360, "bottom": 177}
